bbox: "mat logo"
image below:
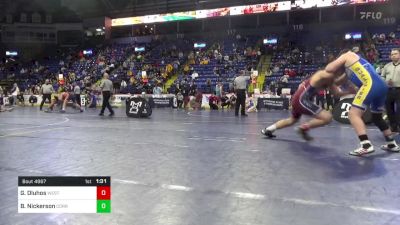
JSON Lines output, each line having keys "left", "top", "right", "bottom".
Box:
{"left": 340, "top": 103, "right": 352, "bottom": 119}
{"left": 360, "top": 12, "right": 382, "bottom": 20}
{"left": 129, "top": 101, "right": 142, "bottom": 114}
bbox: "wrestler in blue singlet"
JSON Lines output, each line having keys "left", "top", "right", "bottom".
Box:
{"left": 345, "top": 57, "right": 388, "bottom": 112}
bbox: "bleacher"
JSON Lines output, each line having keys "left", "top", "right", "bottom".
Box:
{"left": 2, "top": 30, "right": 398, "bottom": 95}
{"left": 188, "top": 36, "right": 260, "bottom": 93}
{"left": 375, "top": 31, "right": 400, "bottom": 63}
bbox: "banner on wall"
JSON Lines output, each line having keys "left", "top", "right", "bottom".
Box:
{"left": 257, "top": 98, "right": 289, "bottom": 110}
{"left": 111, "top": 0, "right": 388, "bottom": 26}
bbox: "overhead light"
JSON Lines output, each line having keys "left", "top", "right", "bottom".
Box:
{"left": 102, "top": 27, "right": 105, "bottom": 29}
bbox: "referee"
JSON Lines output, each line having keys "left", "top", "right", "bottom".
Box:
{"left": 39, "top": 79, "right": 54, "bottom": 111}
{"left": 233, "top": 70, "right": 250, "bottom": 116}
{"left": 99, "top": 73, "right": 114, "bottom": 116}
{"left": 382, "top": 48, "right": 400, "bottom": 133}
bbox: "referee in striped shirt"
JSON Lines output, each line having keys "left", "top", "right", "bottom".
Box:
{"left": 99, "top": 73, "right": 114, "bottom": 116}
{"left": 233, "top": 70, "right": 250, "bottom": 117}
{"left": 40, "top": 79, "right": 54, "bottom": 111}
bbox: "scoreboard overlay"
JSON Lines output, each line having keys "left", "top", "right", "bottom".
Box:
{"left": 18, "top": 176, "right": 111, "bottom": 213}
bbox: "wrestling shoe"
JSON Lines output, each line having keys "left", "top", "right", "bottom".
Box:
{"left": 381, "top": 143, "right": 400, "bottom": 152}
{"left": 261, "top": 128, "right": 276, "bottom": 138}
{"left": 349, "top": 144, "right": 375, "bottom": 156}
{"left": 296, "top": 127, "right": 313, "bottom": 141}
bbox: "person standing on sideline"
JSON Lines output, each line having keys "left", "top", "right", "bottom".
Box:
{"left": 382, "top": 49, "right": 400, "bottom": 133}
{"left": 73, "top": 82, "right": 82, "bottom": 107}
{"left": 233, "top": 70, "right": 250, "bottom": 116}
{"left": 39, "top": 79, "right": 54, "bottom": 111}
{"left": 99, "top": 73, "right": 114, "bottom": 116}
{"left": 153, "top": 83, "right": 163, "bottom": 95}
{"left": 215, "top": 82, "right": 223, "bottom": 100}
{"left": 10, "top": 83, "right": 19, "bottom": 106}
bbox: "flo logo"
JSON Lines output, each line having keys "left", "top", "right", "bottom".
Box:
{"left": 360, "top": 12, "right": 382, "bottom": 20}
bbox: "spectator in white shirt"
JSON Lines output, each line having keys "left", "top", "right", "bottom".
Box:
{"left": 153, "top": 84, "right": 163, "bottom": 95}
{"left": 11, "top": 83, "right": 19, "bottom": 106}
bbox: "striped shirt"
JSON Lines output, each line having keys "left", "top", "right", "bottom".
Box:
{"left": 100, "top": 79, "right": 113, "bottom": 92}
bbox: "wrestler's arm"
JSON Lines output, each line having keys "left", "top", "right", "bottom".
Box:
{"left": 325, "top": 54, "right": 347, "bottom": 74}
{"left": 334, "top": 73, "right": 348, "bottom": 85}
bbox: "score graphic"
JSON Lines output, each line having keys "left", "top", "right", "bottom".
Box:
{"left": 18, "top": 176, "right": 111, "bottom": 213}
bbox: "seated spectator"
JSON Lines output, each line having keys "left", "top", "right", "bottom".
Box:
{"left": 208, "top": 94, "right": 219, "bottom": 110}
{"left": 372, "top": 33, "right": 379, "bottom": 43}
{"left": 388, "top": 32, "right": 396, "bottom": 42}
{"left": 272, "top": 65, "right": 280, "bottom": 73}
{"left": 193, "top": 90, "right": 203, "bottom": 110}
{"left": 220, "top": 95, "right": 231, "bottom": 109}
{"left": 246, "top": 93, "right": 258, "bottom": 113}
{"left": 288, "top": 69, "right": 296, "bottom": 78}
{"left": 378, "top": 33, "right": 386, "bottom": 43}
{"left": 215, "top": 82, "right": 223, "bottom": 99}
{"left": 152, "top": 84, "right": 162, "bottom": 95}
{"left": 189, "top": 81, "right": 197, "bottom": 96}
{"left": 280, "top": 74, "right": 289, "bottom": 87}
{"left": 229, "top": 94, "right": 237, "bottom": 109}
{"left": 205, "top": 79, "right": 213, "bottom": 94}
{"left": 366, "top": 47, "right": 378, "bottom": 63}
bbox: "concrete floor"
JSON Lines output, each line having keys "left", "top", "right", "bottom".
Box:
{"left": 0, "top": 107, "right": 399, "bottom": 225}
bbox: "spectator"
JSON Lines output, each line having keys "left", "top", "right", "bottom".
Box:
{"left": 229, "top": 94, "right": 237, "bottom": 109}
{"left": 192, "top": 90, "right": 203, "bottom": 110}
{"left": 316, "top": 89, "right": 326, "bottom": 110}
{"left": 191, "top": 71, "right": 198, "bottom": 80}
{"left": 280, "top": 74, "right": 289, "bottom": 88}
{"left": 388, "top": 32, "right": 396, "bottom": 41}
{"left": 273, "top": 64, "right": 280, "bottom": 73}
{"left": 176, "top": 91, "right": 183, "bottom": 109}
{"left": 209, "top": 94, "right": 219, "bottom": 110}
{"left": 269, "top": 81, "right": 276, "bottom": 94}
{"left": 189, "top": 81, "right": 197, "bottom": 96}
{"left": 288, "top": 69, "right": 296, "bottom": 78}
{"left": 121, "top": 80, "right": 127, "bottom": 90}
{"left": 325, "top": 89, "right": 334, "bottom": 110}
{"left": 366, "top": 44, "right": 379, "bottom": 63}
{"left": 266, "top": 68, "right": 273, "bottom": 77}
{"left": 378, "top": 33, "right": 386, "bottom": 44}
{"left": 215, "top": 82, "right": 223, "bottom": 99}
{"left": 205, "top": 79, "right": 213, "bottom": 94}
{"left": 246, "top": 93, "right": 258, "bottom": 113}
{"left": 10, "top": 83, "right": 19, "bottom": 106}
{"left": 181, "top": 82, "right": 190, "bottom": 110}
{"left": 229, "top": 82, "right": 234, "bottom": 93}
{"left": 220, "top": 94, "right": 231, "bottom": 109}
{"left": 0, "top": 85, "right": 4, "bottom": 111}
{"left": 153, "top": 84, "right": 163, "bottom": 95}
{"left": 372, "top": 33, "right": 379, "bottom": 43}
